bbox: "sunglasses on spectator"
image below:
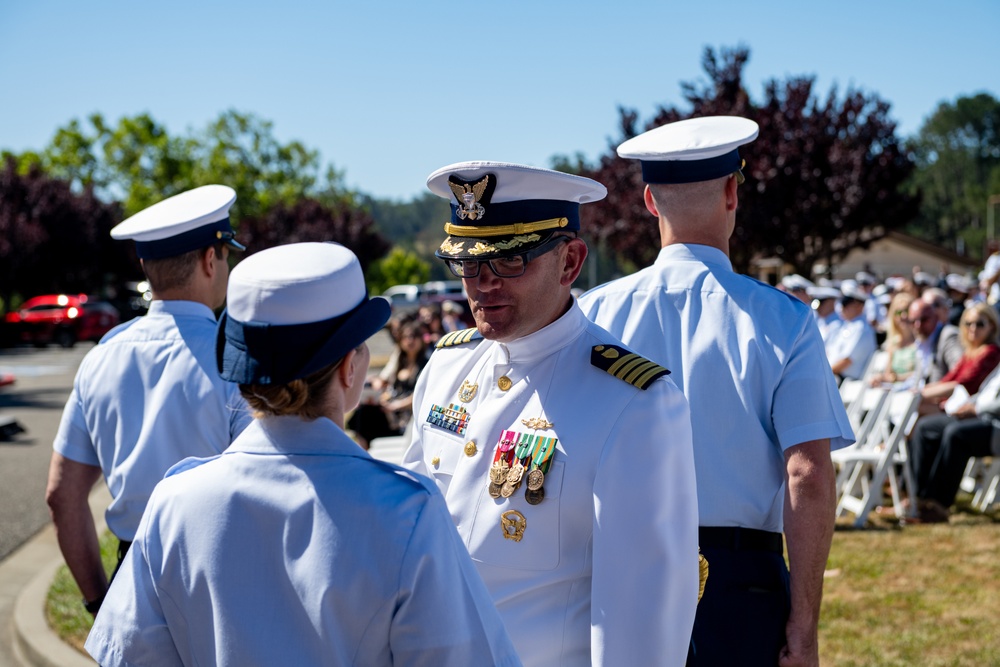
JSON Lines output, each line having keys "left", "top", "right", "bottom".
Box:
{"left": 964, "top": 319, "right": 990, "bottom": 329}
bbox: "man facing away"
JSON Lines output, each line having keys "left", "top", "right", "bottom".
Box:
{"left": 579, "top": 116, "right": 854, "bottom": 667}
{"left": 45, "top": 185, "right": 250, "bottom": 616}
{"left": 403, "top": 161, "right": 699, "bottom": 667}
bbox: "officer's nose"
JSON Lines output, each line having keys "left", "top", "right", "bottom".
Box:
{"left": 471, "top": 263, "right": 503, "bottom": 293}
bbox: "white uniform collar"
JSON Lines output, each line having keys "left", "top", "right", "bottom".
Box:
{"left": 498, "top": 300, "right": 588, "bottom": 364}
{"left": 654, "top": 243, "right": 733, "bottom": 272}
{"left": 148, "top": 299, "right": 218, "bottom": 321}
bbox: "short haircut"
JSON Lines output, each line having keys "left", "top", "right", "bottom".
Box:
{"left": 141, "top": 244, "right": 223, "bottom": 293}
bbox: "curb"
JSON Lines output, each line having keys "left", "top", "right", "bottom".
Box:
{"left": 7, "top": 486, "right": 109, "bottom": 667}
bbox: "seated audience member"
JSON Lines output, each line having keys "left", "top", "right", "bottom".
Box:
{"left": 907, "top": 363, "right": 1000, "bottom": 524}
{"left": 945, "top": 274, "right": 974, "bottom": 326}
{"left": 827, "top": 284, "right": 878, "bottom": 381}
{"left": 780, "top": 274, "right": 813, "bottom": 305}
{"left": 808, "top": 285, "right": 842, "bottom": 344}
{"left": 85, "top": 242, "right": 519, "bottom": 666}
{"left": 869, "top": 292, "right": 917, "bottom": 386}
{"left": 441, "top": 300, "right": 465, "bottom": 332}
{"left": 349, "top": 320, "right": 431, "bottom": 446}
{"left": 909, "top": 297, "right": 962, "bottom": 384}
{"left": 417, "top": 303, "right": 445, "bottom": 345}
{"left": 918, "top": 303, "right": 1000, "bottom": 414}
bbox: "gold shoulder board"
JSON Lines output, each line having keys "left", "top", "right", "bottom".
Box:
{"left": 590, "top": 344, "right": 670, "bottom": 390}
{"left": 435, "top": 328, "right": 484, "bottom": 349}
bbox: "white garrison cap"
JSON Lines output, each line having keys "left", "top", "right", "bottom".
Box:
{"left": 218, "top": 243, "right": 390, "bottom": 385}
{"left": 617, "top": 116, "right": 759, "bottom": 184}
{"left": 855, "top": 271, "right": 876, "bottom": 285}
{"left": 426, "top": 161, "right": 606, "bottom": 261}
{"left": 945, "top": 274, "right": 973, "bottom": 293}
{"left": 781, "top": 274, "right": 814, "bottom": 291}
{"left": 807, "top": 285, "right": 841, "bottom": 301}
{"left": 111, "top": 185, "right": 243, "bottom": 259}
{"left": 840, "top": 282, "right": 867, "bottom": 302}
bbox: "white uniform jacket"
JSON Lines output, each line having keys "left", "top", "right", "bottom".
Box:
{"left": 53, "top": 300, "right": 251, "bottom": 540}
{"left": 579, "top": 243, "right": 854, "bottom": 532}
{"left": 86, "top": 416, "right": 521, "bottom": 667}
{"left": 402, "top": 304, "right": 698, "bottom": 667}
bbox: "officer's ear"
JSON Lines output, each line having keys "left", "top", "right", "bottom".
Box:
{"left": 643, "top": 185, "right": 660, "bottom": 218}
{"left": 559, "top": 238, "right": 588, "bottom": 287}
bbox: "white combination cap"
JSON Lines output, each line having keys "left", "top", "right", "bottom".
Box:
{"left": 807, "top": 285, "right": 842, "bottom": 301}
{"left": 426, "top": 161, "right": 606, "bottom": 261}
{"left": 617, "top": 116, "right": 759, "bottom": 184}
{"left": 110, "top": 185, "right": 244, "bottom": 259}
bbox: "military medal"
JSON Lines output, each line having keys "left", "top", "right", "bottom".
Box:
{"left": 487, "top": 430, "right": 516, "bottom": 498}
{"left": 459, "top": 380, "right": 479, "bottom": 403}
{"left": 426, "top": 403, "right": 470, "bottom": 436}
{"left": 525, "top": 486, "right": 545, "bottom": 505}
{"left": 524, "top": 434, "right": 557, "bottom": 504}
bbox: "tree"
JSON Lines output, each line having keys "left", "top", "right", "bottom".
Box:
{"left": 0, "top": 158, "right": 129, "bottom": 313}
{"left": 238, "top": 198, "right": 391, "bottom": 273}
{"left": 367, "top": 248, "right": 432, "bottom": 295}
{"left": 906, "top": 93, "right": 1000, "bottom": 257}
{"left": 582, "top": 46, "right": 920, "bottom": 276}
{"left": 25, "top": 110, "right": 324, "bottom": 222}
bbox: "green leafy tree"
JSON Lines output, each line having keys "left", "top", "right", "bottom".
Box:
{"left": 367, "top": 248, "right": 431, "bottom": 295}
{"left": 582, "top": 46, "right": 919, "bottom": 276}
{"left": 906, "top": 93, "right": 1000, "bottom": 258}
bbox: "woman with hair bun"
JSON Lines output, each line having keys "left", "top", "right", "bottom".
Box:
{"left": 87, "top": 242, "right": 520, "bottom": 667}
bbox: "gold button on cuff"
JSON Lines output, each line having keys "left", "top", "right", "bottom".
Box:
{"left": 431, "top": 457, "right": 441, "bottom": 467}
{"left": 464, "top": 441, "right": 477, "bottom": 457}
{"left": 498, "top": 376, "right": 513, "bottom": 391}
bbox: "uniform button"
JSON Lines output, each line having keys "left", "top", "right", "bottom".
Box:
{"left": 464, "top": 441, "right": 477, "bottom": 457}
{"left": 431, "top": 457, "right": 441, "bottom": 467}
{"left": 498, "top": 376, "right": 512, "bottom": 391}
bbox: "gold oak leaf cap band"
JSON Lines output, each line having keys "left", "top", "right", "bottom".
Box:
{"left": 425, "top": 161, "right": 607, "bottom": 261}
{"left": 590, "top": 344, "right": 670, "bottom": 390}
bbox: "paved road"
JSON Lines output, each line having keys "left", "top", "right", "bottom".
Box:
{"left": 0, "top": 344, "right": 89, "bottom": 563}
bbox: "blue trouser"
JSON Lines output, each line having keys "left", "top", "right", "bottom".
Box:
{"left": 688, "top": 544, "right": 791, "bottom": 666}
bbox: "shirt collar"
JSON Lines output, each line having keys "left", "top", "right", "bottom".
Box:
{"left": 500, "top": 301, "right": 589, "bottom": 364}
{"left": 230, "top": 415, "right": 371, "bottom": 457}
{"left": 654, "top": 243, "right": 733, "bottom": 272}
{"left": 147, "top": 299, "right": 218, "bottom": 321}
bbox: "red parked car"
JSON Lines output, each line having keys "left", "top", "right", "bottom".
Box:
{"left": 4, "top": 294, "right": 120, "bottom": 348}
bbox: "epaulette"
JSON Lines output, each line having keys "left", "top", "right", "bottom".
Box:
{"left": 590, "top": 344, "right": 670, "bottom": 390}
{"left": 436, "top": 328, "right": 484, "bottom": 349}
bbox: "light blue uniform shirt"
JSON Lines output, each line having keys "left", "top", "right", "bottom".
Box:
{"left": 53, "top": 300, "right": 250, "bottom": 540}
{"left": 86, "top": 416, "right": 521, "bottom": 667}
{"left": 579, "top": 244, "right": 853, "bottom": 532}
{"left": 825, "top": 315, "right": 877, "bottom": 380}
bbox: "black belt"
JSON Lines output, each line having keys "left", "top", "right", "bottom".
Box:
{"left": 699, "top": 527, "right": 783, "bottom": 553}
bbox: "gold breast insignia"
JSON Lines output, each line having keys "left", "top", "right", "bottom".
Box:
{"left": 500, "top": 510, "right": 526, "bottom": 542}
{"left": 521, "top": 416, "right": 553, "bottom": 430}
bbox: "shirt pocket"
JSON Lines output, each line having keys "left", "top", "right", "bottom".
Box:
{"left": 418, "top": 422, "right": 467, "bottom": 495}
{"left": 466, "top": 458, "right": 566, "bottom": 571}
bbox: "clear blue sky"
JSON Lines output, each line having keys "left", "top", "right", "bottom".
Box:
{"left": 2, "top": 0, "right": 997, "bottom": 201}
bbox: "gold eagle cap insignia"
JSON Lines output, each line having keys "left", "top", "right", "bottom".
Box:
{"left": 448, "top": 174, "right": 493, "bottom": 221}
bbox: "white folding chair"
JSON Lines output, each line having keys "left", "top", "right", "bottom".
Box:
{"left": 834, "top": 391, "right": 921, "bottom": 527}
{"left": 367, "top": 435, "right": 409, "bottom": 465}
{"left": 972, "top": 458, "right": 1000, "bottom": 511}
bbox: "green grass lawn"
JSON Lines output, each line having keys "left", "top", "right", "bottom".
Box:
{"left": 50, "top": 508, "right": 1000, "bottom": 664}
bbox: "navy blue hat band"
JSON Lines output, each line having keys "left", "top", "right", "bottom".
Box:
{"left": 218, "top": 298, "right": 377, "bottom": 386}
{"left": 640, "top": 149, "right": 742, "bottom": 184}
{"left": 135, "top": 217, "right": 235, "bottom": 260}
{"left": 449, "top": 199, "right": 580, "bottom": 232}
